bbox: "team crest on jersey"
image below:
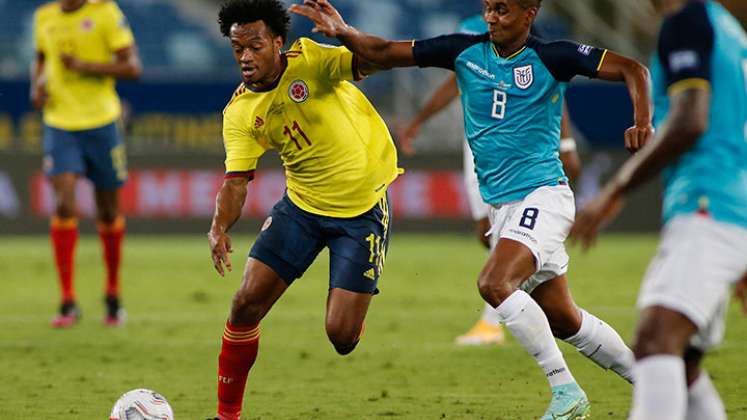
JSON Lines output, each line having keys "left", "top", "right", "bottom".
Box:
{"left": 81, "top": 18, "right": 94, "bottom": 31}
{"left": 288, "top": 80, "right": 309, "bottom": 103}
{"left": 513, "top": 65, "right": 534, "bottom": 90}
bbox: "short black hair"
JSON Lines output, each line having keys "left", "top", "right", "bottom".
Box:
{"left": 218, "top": 0, "right": 291, "bottom": 41}
{"left": 516, "top": 0, "right": 542, "bottom": 8}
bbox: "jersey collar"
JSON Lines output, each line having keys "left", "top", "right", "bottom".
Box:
{"left": 492, "top": 43, "right": 528, "bottom": 61}
{"left": 246, "top": 54, "right": 288, "bottom": 93}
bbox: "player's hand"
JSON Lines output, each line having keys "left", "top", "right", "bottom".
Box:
{"left": 289, "top": 0, "right": 350, "bottom": 38}
{"left": 208, "top": 228, "right": 234, "bottom": 277}
{"left": 569, "top": 185, "right": 625, "bottom": 251}
{"left": 60, "top": 54, "right": 87, "bottom": 73}
{"left": 30, "top": 78, "right": 48, "bottom": 110}
{"left": 624, "top": 124, "right": 655, "bottom": 154}
{"left": 735, "top": 272, "right": 747, "bottom": 316}
{"left": 396, "top": 122, "right": 420, "bottom": 156}
{"left": 476, "top": 217, "right": 491, "bottom": 250}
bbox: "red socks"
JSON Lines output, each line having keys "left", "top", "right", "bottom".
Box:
{"left": 98, "top": 216, "right": 125, "bottom": 297}
{"left": 50, "top": 216, "right": 79, "bottom": 303}
{"left": 217, "top": 321, "right": 260, "bottom": 420}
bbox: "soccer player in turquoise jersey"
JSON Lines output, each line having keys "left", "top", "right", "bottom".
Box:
{"left": 572, "top": 1, "right": 747, "bottom": 419}
{"left": 398, "top": 15, "right": 582, "bottom": 347}
{"left": 292, "top": 0, "right": 653, "bottom": 418}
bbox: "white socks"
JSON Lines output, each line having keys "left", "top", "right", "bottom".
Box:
{"left": 495, "top": 290, "right": 576, "bottom": 387}
{"left": 563, "top": 309, "right": 634, "bottom": 383}
{"left": 481, "top": 302, "right": 503, "bottom": 326}
{"left": 686, "top": 371, "right": 726, "bottom": 420}
{"left": 630, "top": 355, "right": 687, "bottom": 420}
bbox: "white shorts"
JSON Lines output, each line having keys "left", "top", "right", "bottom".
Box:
{"left": 488, "top": 185, "right": 575, "bottom": 293}
{"left": 638, "top": 214, "right": 747, "bottom": 350}
{"left": 463, "top": 139, "right": 490, "bottom": 221}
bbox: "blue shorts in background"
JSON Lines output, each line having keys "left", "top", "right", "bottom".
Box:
{"left": 250, "top": 194, "right": 392, "bottom": 295}
{"left": 43, "top": 122, "right": 127, "bottom": 190}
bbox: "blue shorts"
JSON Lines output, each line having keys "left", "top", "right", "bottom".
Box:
{"left": 43, "top": 123, "right": 127, "bottom": 190}
{"left": 250, "top": 194, "right": 392, "bottom": 294}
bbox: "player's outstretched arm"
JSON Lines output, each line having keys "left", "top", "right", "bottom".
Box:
{"left": 597, "top": 52, "right": 654, "bottom": 153}
{"left": 208, "top": 177, "right": 250, "bottom": 277}
{"left": 398, "top": 75, "right": 459, "bottom": 156}
{"left": 61, "top": 46, "right": 142, "bottom": 80}
{"left": 290, "top": 0, "right": 415, "bottom": 69}
{"left": 569, "top": 87, "right": 710, "bottom": 249}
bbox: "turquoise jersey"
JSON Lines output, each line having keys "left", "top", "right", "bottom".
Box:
{"left": 413, "top": 34, "right": 606, "bottom": 203}
{"left": 650, "top": 0, "right": 747, "bottom": 229}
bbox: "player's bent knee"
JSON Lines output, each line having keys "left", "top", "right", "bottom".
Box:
{"left": 229, "top": 291, "right": 265, "bottom": 326}
{"left": 633, "top": 322, "right": 680, "bottom": 359}
{"left": 477, "top": 271, "right": 517, "bottom": 307}
{"left": 326, "top": 325, "right": 361, "bottom": 356}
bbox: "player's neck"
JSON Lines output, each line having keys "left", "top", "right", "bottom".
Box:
{"left": 60, "top": 0, "right": 87, "bottom": 13}
{"left": 493, "top": 33, "right": 529, "bottom": 58}
{"left": 250, "top": 54, "right": 286, "bottom": 91}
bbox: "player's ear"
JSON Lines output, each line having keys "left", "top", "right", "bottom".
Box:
{"left": 273, "top": 36, "right": 284, "bottom": 52}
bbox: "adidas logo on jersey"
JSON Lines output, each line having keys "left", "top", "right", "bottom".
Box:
{"left": 255, "top": 116, "right": 264, "bottom": 128}
{"left": 363, "top": 268, "right": 376, "bottom": 280}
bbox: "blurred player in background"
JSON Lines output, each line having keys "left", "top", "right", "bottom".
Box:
{"left": 292, "top": 0, "right": 650, "bottom": 418}
{"left": 206, "top": 1, "right": 400, "bottom": 419}
{"left": 31, "top": 0, "right": 141, "bottom": 328}
{"left": 398, "top": 13, "right": 581, "bottom": 346}
{"left": 572, "top": 1, "right": 747, "bottom": 419}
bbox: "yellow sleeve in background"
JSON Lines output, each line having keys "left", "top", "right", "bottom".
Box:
{"left": 101, "top": 2, "right": 135, "bottom": 51}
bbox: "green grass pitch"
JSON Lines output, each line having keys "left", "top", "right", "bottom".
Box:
{"left": 1, "top": 233, "right": 746, "bottom": 419}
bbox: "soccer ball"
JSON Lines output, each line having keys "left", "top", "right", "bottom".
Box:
{"left": 109, "top": 388, "right": 174, "bottom": 420}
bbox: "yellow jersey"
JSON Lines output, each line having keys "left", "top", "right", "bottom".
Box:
{"left": 33, "top": 1, "right": 135, "bottom": 131}
{"left": 222, "top": 38, "right": 400, "bottom": 218}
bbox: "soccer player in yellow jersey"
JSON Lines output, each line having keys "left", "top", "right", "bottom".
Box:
{"left": 31, "top": 0, "right": 141, "bottom": 328}
{"left": 206, "top": 1, "right": 399, "bottom": 418}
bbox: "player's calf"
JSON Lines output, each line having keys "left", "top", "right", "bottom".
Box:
{"left": 633, "top": 306, "right": 697, "bottom": 359}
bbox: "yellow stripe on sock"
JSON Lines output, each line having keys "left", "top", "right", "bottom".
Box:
{"left": 51, "top": 216, "right": 78, "bottom": 229}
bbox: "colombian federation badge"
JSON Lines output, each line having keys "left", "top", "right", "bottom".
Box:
{"left": 513, "top": 65, "right": 534, "bottom": 90}
{"left": 288, "top": 80, "right": 309, "bottom": 103}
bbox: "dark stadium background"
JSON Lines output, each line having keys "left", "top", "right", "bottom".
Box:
{"left": 1, "top": 0, "right": 746, "bottom": 234}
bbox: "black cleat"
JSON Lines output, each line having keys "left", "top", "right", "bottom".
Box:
{"left": 104, "top": 295, "right": 127, "bottom": 326}
{"left": 51, "top": 301, "right": 81, "bottom": 328}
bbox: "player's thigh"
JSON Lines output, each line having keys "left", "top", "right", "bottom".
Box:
{"left": 324, "top": 288, "right": 371, "bottom": 342}
{"left": 480, "top": 238, "right": 537, "bottom": 296}
{"left": 43, "top": 125, "right": 85, "bottom": 180}
{"left": 326, "top": 194, "right": 391, "bottom": 295}
{"left": 81, "top": 122, "right": 128, "bottom": 191}
{"left": 230, "top": 257, "right": 290, "bottom": 325}
{"left": 248, "top": 195, "right": 326, "bottom": 286}
{"left": 637, "top": 214, "right": 747, "bottom": 352}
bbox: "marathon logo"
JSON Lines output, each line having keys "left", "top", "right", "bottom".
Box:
{"left": 467, "top": 61, "right": 496, "bottom": 80}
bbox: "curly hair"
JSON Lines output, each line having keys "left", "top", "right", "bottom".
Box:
{"left": 218, "top": 0, "right": 291, "bottom": 41}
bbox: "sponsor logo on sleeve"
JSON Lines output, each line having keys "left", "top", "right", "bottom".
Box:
{"left": 669, "top": 50, "right": 699, "bottom": 73}
{"left": 577, "top": 44, "right": 594, "bottom": 56}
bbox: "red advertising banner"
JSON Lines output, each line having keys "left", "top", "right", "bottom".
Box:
{"left": 30, "top": 169, "right": 471, "bottom": 219}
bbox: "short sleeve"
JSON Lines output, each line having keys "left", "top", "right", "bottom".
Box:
{"left": 101, "top": 2, "right": 135, "bottom": 52}
{"left": 295, "top": 38, "right": 356, "bottom": 82}
{"left": 413, "top": 33, "right": 488, "bottom": 70}
{"left": 32, "top": 9, "right": 47, "bottom": 54}
{"left": 222, "top": 111, "right": 268, "bottom": 178}
{"left": 533, "top": 39, "right": 607, "bottom": 82}
{"left": 657, "top": 2, "right": 714, "bottom": 95}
